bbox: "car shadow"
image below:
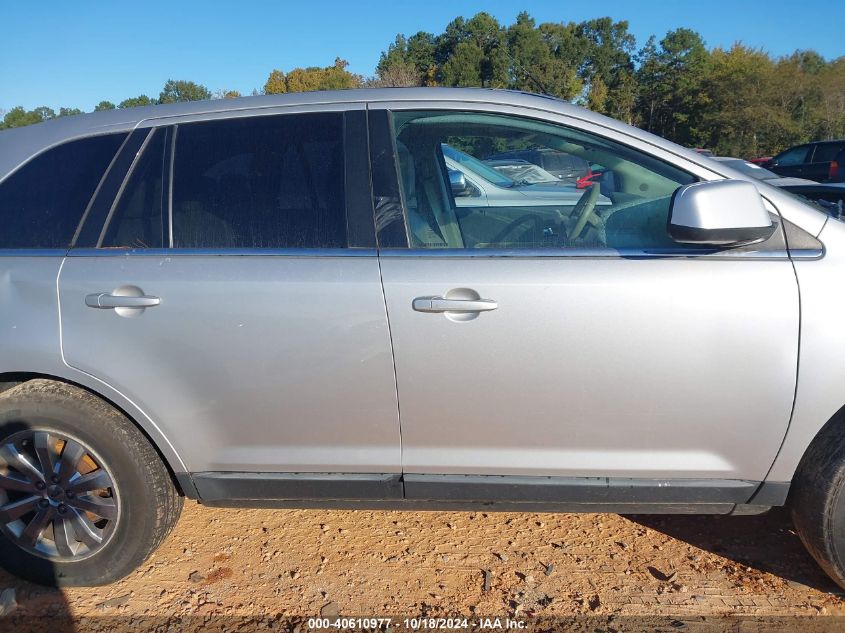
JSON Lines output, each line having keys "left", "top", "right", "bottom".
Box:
{"left": 628, "top": 507, "right": 844, "bottom": 595}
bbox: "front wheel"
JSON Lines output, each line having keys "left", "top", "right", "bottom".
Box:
{"left": 789, "top": 420, "right": 845, "bottom": 589}
{"left": 0, "top": 379, "right": 182, "bottom": 586}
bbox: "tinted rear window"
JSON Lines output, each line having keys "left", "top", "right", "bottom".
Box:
{"left": 0, "top": 133, "right": 126, "bottom": 248}
{"left": 813, "top": 143, "right": 845, "bottom": 163}
{"left": 171, "top": 113, "right": 347, "bottom": 248}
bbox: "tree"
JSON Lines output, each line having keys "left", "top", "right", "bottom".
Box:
{"left": 118, "top": 95, "right": 155, "bottom": 109}
{"left": 320, "top": 58, "right": 362, "bottom": 90}
{"left": 263, "top": 58, "right": 361, "bottom": 94}
{"left": 698, "top": 45, "right": 794, "bottom": 156}
{"left": 507, "top": 13, "right": 582, "bottom": 99}
{"left": 635, "top": 29, "right": 709, "bottom": 144}
{"left": 264, "top": 69, "right": 287, "bottom": 94}
{"left": 158, "top": 79, "right": 211, "bottom": 104}
{"left": 576, "top": 18, "right": 637, "bottom": 119}
{"left": 376, "top": 32, "right": 436, "bottom": 85}
{"left": 94, "top": 101, "right": 116, "bottom": 111}
{"left": 438, "top": 13, "right": 509, "bottom": 88}
{"left": 58, "top": 107, "right": 83, "bottom": 117}
{"left": 1, "top": 106, "right": 47, "bottom": 129}
{"left": 366, "top": 62, "right": 420, "bottom": 87}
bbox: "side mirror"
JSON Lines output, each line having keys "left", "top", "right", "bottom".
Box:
{"left": 449, "top": 170, "right": 473, "bottom": 197}
{"left": 668, "top": 180, "right": 776, "bottom": 246}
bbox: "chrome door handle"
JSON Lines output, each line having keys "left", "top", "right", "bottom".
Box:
{"left": 412, "top": 297, "right": 498, "bottom": 313}
{"left": 85, "top": 293, "right": 161, "bottom": 309}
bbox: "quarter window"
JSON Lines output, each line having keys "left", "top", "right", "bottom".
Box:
{"left": 0, "top": 133, "right": 126, "bottom": 248}
{"left": 171, "top": 113, "right": 347, "bottom": 249}
{"left": 389, "top": 111, "right": 695, "bottom": 250}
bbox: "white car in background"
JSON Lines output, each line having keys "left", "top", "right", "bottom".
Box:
{"left": 442, "top": 143, "right": 611, "bottom": 210}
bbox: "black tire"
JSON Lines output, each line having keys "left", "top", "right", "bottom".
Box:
{"left": 789, "top": 420, "right": 845, "bottom": 589}
{"left": 0, "top": 379, "right": 182, "bottom": 586}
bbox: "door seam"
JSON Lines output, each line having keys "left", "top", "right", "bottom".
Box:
{"left": 376, "top": 254, "right": 404, "bottom": 492}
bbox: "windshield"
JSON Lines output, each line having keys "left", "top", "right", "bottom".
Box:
{"left": 441, "top": 144, "right": 514, "bottom": 188}
{"left": 717, "top": 158, "right": 780, "bottom": 180}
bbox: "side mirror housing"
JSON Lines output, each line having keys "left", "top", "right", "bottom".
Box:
{"left": 668, "top": 180, "right": 776, "bottom": 247}
{"left": 449, "top": 170, "right": 475, "bottom": 197}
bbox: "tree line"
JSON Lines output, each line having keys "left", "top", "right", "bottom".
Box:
{"left": 2, "top": 12, "right": 843, "bottom": 158}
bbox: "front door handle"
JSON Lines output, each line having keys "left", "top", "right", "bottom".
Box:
{"left": 412, "top": 297, "right": 498, "bottom": 313}
{"left": 85, "top": 293, "right": 161, "bottom": 309}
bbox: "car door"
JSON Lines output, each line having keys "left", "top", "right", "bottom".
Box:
{"left": 58, "top": 106, "right": 402, "bottom": 494}
{"left": 369, "top": 105, "right": 799, "bottom": 501}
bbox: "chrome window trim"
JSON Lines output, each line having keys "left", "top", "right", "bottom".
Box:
{"left": 376, "top": 247, "right": 802, "bottom": 261}
{"left": 3, "top": 247, "right": 818, "bottom": 259}
{"left": 96, "top": 128, "right": 156, "bottom": 247}
{"left": 167, "top": 126, "right": 177, "bottom": 248}
{"left": 0, "top": 249, "right": 69, "bottom": 257}
{"left": 65, "top": 247, "right": 378, "bottom": 258}
{"left": 790, "top": 248, "right": 825, "bottom": 260}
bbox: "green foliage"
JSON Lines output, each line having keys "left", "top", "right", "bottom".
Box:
{"left": 635, "top": 29, "right": 710, "bottom": 144}
{"left": 507, "top": 13, "right": 582, "bottom": 100}
{"left": 94, "top": 101, "right": 116, "bottom": 111}
{"left": 375, "top": 12, "right": 845, "bottom": 157}
{"left": 159, "top": 79, "right": 212, "bottom": 104}
{"left": 264, "top": 58, "right": 361, "bottom": 94}
{"left": 118, "top": 95, "right": 154, "bottom": 109}
{"left": 264, "top": 70, "right": 287, "bottom": 94}
{"left": 0, "top": 106, "right": 51, "bottom": 129}
{"left": 438, "top": 13, "right": 510, "bottom": 88}
{"left": 376, "top": 33, "right": 436, "bottom": 86}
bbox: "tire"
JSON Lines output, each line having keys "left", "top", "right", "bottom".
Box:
{"left": 0, "top": 379, "right": 182, "bottom": 586}
{"left": 789, "top": 420, "right": 845, "bottom": 589}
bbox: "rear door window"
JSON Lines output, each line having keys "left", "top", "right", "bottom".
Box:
{"left": 171, "top": 113, "right": 347, "bottom": 249}
{"left": 0, "top": 133, "right": 126, "bottom": 248}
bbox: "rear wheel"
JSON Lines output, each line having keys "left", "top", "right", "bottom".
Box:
{"left": 0, "top": 379, "right": 182, "bottom": 586}
{"left": 789, "top": 421, "right": 845, "bottom": 589}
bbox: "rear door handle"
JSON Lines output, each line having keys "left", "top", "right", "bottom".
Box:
{"left": 412, "top": 297, "right": 498, "bottom": 313}
{"left": 85, "top": 293, "right": 161, "bottom": 309}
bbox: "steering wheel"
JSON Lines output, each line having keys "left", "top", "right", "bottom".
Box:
{"left": 568, "top": 184, "right": 601, "bottom": 240}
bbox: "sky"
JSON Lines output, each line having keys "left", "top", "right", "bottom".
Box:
{"left": 0, "top": 1, "right": 841, "bottom": 113}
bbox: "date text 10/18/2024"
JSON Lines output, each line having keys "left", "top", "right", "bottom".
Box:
{"left": 307, "top": 617, "right": 528, "bottom": 630}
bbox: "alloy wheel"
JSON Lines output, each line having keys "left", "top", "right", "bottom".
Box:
{"left": 0, "top": 430, "right": 119, "bottom": 561}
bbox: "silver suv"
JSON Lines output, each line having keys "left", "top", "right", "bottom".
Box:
{"left": 0, "top": 88, "right": 842, "bottom": 588}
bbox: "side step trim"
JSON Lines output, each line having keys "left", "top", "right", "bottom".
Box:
{"left": 184, "top": 472, "right": 784, "bottom": 509}
{"left": 191, "top": 472, "right": 403, "bottom": 501}
{"left": 402, "top": 475, "right": 757, "bottom": 504}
